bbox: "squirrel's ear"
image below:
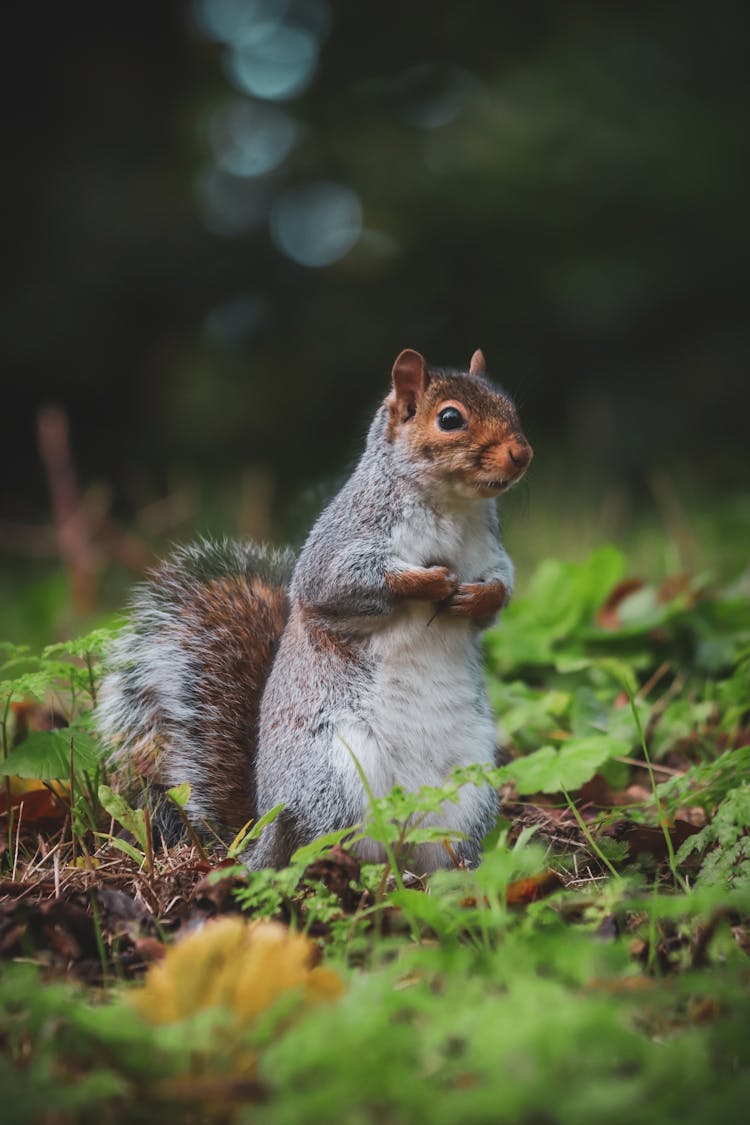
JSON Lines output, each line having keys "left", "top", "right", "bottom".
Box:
{"left": 391, "top": 349, "right": 429, "bottom": 421}
{"left": 469, "top": 349, "right": 486, "bottom": 375}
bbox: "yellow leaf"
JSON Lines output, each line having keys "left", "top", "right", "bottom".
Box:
{"left": 7, "top": 777, "right": 68, "bottom": 798}
{"left": 132, "top": 918, "right": 344, "bottom": 1028}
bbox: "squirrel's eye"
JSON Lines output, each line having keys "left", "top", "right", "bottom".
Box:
{"left": 437, "top": 406, "right": 466, "bottom": 432}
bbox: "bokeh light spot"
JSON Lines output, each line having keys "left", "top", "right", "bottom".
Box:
{"left": 193, "top": 0, "right": 290, "bottom": 48}
{"left": 226, "top": 25, "right": 319, "bottom": 101}
{"left": 197, "top": 168, "right": 270, "bottom": 236}
{"left": 269, "top": 182, "right": 362, "bottom": 267}
{"left": 209, "top": 99, "right": 298, "bottom": 177}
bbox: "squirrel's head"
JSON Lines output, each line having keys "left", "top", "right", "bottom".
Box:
{"left": 385, "top": 348, "right": 532, "bottom": 500}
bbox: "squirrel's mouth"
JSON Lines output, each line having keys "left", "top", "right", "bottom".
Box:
{"left": 477, "top": 478, "right": 510, "bottom": 493}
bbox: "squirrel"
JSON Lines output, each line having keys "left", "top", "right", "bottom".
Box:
{"left": 97, "top": 348, "right": 532, "bottom": 872}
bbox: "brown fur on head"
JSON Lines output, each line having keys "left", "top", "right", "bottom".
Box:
{"left": 387, "top": 348, "right": 533, "bottom": 499}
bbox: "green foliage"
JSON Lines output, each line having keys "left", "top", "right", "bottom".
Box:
{"left": 0, "top": 654, "right": 77, "bottom": 709}
{"left": 506, "top": 734, "right": 629, "bottom": 795}
{"left": 235, "top": 828, "right": 356, "bottom": 931}
{"left": 0, "top": 727, "right": 100, "bottom": 780}
{"left": 0, "top": 625, "right": 117, "bottom": 718}
{"left": 2, "top": 548, "right": 750, "bottom": 1123}
{"left": 43, "top": 627, "right": 117, "bottom": 664}
{"left": 4, "top": 886, "right": 750, "bottom": 1125}
{"left": 716, "top": 651, "right": 750, "bottom": 732}
{"left": 485, "top": 546, "right": 747, "bottom": 680}
{"left": 0, "top": 964, "right": 211, "bottom": 1123}
{"left": 258, "top": 946, "right": 750, "bottom": 1125}
{"left": 677, "top": 784, "right": 750, "bottom": 891}
{"left": 165, "top": 781, "right": 191, "bottom": 809}
{"left": 485, "top": 546, "right": 625, "bottom": 672}
{"left": 657, "top": 747, "right": 750, "bottom": 813}
{"left": 98, "top": 785, "right": 148, "bottom": 854}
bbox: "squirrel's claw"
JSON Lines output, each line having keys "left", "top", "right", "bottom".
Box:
{"left": 387, "top": 565, "right": 459, "bottom": 603}
{"left": 443, "top": 580, "right": 508, "bottom": 621}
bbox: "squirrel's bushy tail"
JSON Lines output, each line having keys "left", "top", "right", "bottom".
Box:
{"left": 97, "top": 538, "right": 294, "bottom": 833}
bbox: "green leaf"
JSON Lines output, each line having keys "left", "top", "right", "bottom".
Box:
{"left": 596, "top": 657, "right": 639, "bottom": 698}
{"left": 106, "top": 837, "right": 146, "bottom": 866}
{"left": 0, "top": 661, "right": 73, "bottom": 704}
{"left": 291, "top": 825, "right": 358, "bottom": 866}
{"left": 226, "top": 804, "right": 286, "bottom": 858}
{"left": 388, "top": 888, "right": 457, "bottom": 936}
{"left": 43, "top": 625, "right": 118, "bottom": 662}
{"left": 485, "top": 547, "right": 625, "bottom": 674}
{"left": 166, "top": 781, "right": 191, "bottom": 809}
{"left": 508, "top": 735, "right": 629, "bottom": 795}
{"left": 246, "top": 801, "right": 285, "bottom": 842}
{"left": 98, "top": 784, "right": 148, "bottom": 851}
{"left": 0, "top": 641, "right": 31, "bottom": 661}
{"left": 0, "top": 729, "right": 100, "bottom": 780}
{"left": 489, "top": 681, "right": 571, "bottom": 749}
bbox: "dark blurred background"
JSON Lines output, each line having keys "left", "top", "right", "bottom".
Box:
{"left": 2, "top": 0, "right": 749, "bottom": 641}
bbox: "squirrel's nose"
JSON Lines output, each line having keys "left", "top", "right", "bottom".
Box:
{"left": 506, "top": 438, "right": 533, "bottom": 473}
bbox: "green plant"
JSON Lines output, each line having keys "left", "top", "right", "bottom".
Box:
{"left": 2, "top": 547, "right": 750, "bottom": 1123}
{"left": 677, "top": 784, "right": 750, "bottom": 891}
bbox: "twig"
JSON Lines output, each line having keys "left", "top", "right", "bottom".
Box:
{"left": 626, "top": 691, "right": 689, "bottom": 892}
{"left": 645, "top": 670, "right": 688, "bottom": 741}
{"left": 36, "top": 404, "right": 99, "bottom": 613}
{"left": 143, "top": 803, "right": 155, "bottom": 876}
{"left": 637, "top": 662, "right": 671, "bottom": 702}
{"left": 2, "top": 692, "right": 12, "bottom": 862}
{"left": 12, "top": 800, "right": 23, "bottom": 881}
{"left": 170, "top": 803, "right": 209, "bottom": 863}
{"left": 613, "top": 756, "right": 683, "bottom": 777}
{"left": 69, "top": 734, "right": 77, "bottom": 866}
{"left": 648, "top": 470, "right": 698, "bottom": 573}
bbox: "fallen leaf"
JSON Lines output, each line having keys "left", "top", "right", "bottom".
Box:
{"left": 133, "top": 937, "right": 167, "bottom": 965}
{"left": 610, "top": 820, "right": 700, "bottom": 862}
{"left": 462, "top": 871, "right": 564, "bottom": 910}
{"left": 576, "top": 774, "right": 618, "bottom": 808}
{"left": 596, "top": 579, "right": 646, "bottom": 629}
{"left": 193, "top": 868, "right": 247, "bottom": 915}
{"left": 588, "top": 976, "right": 655, "bottom": 993}
{"left": 10, "top": 699, "right": 68, "bottom": 742}
{"left": 657, "top": 574, "right": 692, "bottom": 604}
{"left": 505, "top": 871, "right": 564, "bottom": 906}
{"left": 687, "top": 996, "right": 719, "bottom": 1024}
{"left": 0, "top": 781, "right": 68, "bottom": 822}
{"left": 304, "top": 845, "right": 362, "bottom": 911}
{"left": 132, "top": 918, "right": 344, "bottom": 1028}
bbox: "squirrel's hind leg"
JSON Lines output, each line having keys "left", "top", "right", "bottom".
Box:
{"left": 240, "top": 811, "right": 301, "bottom": 870}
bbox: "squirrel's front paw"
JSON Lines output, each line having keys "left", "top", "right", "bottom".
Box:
{"left": 386, "top": 565, "right": 458, "bottom": 603}
{"left": 444, "top": 580, "right": 508, "bottom": 622}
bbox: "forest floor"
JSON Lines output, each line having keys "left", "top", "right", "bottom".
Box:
{"left": 1, "top": 544, "right": 749, "bottom": 1124}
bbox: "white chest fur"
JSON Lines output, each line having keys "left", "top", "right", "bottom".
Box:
{"left": 390, "top": 497, "right": 500, "bottom": 581}
{"left": 372, "top": 496, "right": 502, "bottom": 772}
{"left": 330, "top": 498, "right": 504, "bottom": 865}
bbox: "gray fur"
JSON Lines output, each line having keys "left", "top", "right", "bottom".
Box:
{"left": 97, "top": 538, "right": 294, "bottom": 825}
{"left": 248, "top": 403, "right": 509, "bottom": 870}
{"left": 99, "top": 385, "right": 518, "bottom": 873}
